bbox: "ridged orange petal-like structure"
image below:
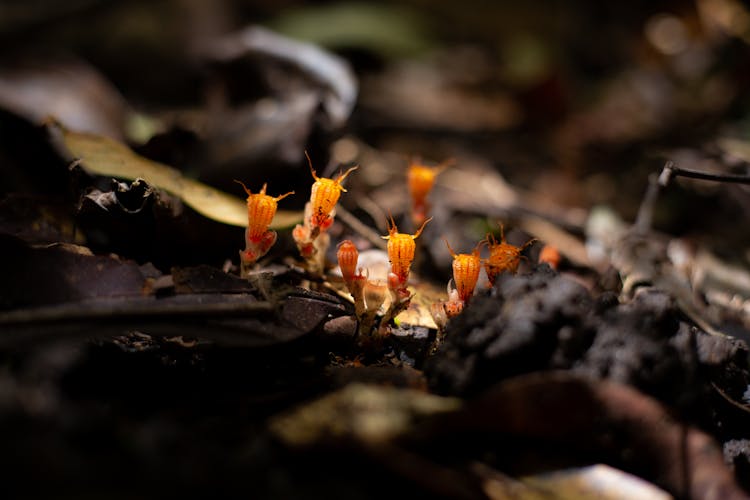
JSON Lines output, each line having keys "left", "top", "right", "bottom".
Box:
{"left": 382, "top": 217, "right": 431, "bottom": 285}
{"left": 235, "top": 181, "right": 293, "bottom": 241}
{"left": 445, "top": 239, "right": 483, "bottom": 303}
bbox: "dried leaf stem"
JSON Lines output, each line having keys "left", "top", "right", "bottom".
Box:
{"left": 659, "top": 160, "right": 750, "bottom": 186}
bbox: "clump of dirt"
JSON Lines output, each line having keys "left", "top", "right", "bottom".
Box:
{"left": 725, "top": 439, "right": 750, "bottom": 492}
{"left": 426, "top": 266, "right": 750, "bottom": 432}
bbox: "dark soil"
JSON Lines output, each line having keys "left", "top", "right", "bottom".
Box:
{"left": 427, "top": 265, "right": 750, "bottom": 465}
{"left": 3, "top": 1, "right": 750, "bottom": 498}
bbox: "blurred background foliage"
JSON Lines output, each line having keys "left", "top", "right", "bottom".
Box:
{"left": 2, "top": 0, "right": 750, "bottom": 247}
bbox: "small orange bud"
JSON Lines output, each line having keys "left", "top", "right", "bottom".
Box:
{"left": 235, "top": 180, "right": 293, "bottom": 241}
{"left": 444, "top": 299, "right": 464, "bottom": 317}
{"left": 484, "top": 224, "right": 536, "bottom": 285}
{"left": 408, "top": 164, "right": 438, "bottom": 207}
{"left": 387, "top": 272, "right": 402, "bottom": 292}
{"left": 305, "top": 152, "right": 357, "bottom": 230}
{"left": 292, "top": 225, "right": 315, "bottom": 258}
{"left": 445, "top": 239, "right": 483, "bottom": 303}
{"left": 407, "top": 158, "right": 450, "bottom": 226}
{"left": 337, "top": 240, "right": 359, "bottom": 284}
{"left": 382, "top": 216, "right": 432, "bottom": 285}
{"left": 538, "top": 244, "right": 561, "bottom": 270}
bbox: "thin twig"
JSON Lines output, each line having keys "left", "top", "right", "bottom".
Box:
{"left": 638, "top": 158, "right": 750, "bottom": 232}
{"left": 659, "top": 160, "right": 750, "bottom": 186}
{"left": 711, "top": 382, "right": 750, "bottom": 416}
{"left": 635, "top": 172, "right": 662, "bottom": 233}
{"left": 0, "top": 297, "right": 302, "bottom": 347}
{"left": 335, "top": 204, "right": 388, "bottom": 250}
{"left": 357, "top": 195, "right": 389, "bottom": 233}
{"left": 0, "top": 298, "right": 273, "bottom": 326}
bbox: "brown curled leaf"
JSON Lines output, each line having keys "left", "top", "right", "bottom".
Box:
{"left": 424, "top": 372, "right": 748, "bottom": 500}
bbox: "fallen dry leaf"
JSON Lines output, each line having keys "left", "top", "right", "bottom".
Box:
{"left": 395, "top": 280, "right": 444, "bottom": 330}
{"left": 47, "top": 121, "right": 301, "bottom": 228}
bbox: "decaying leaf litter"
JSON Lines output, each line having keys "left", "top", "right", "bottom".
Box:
{"left": 1, "top": 2, "right": 750, "bottom": 498}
